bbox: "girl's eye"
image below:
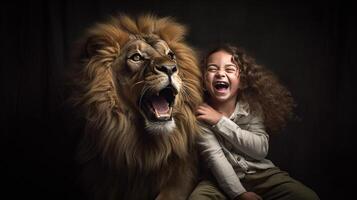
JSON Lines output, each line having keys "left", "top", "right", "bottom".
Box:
{"left": 129, "top": 53, "right": 143, "bottom": 61}
{"left": 168, "top": 51, "right": 176, "bottom": 60}
{"left": 226, "top": 67, "right": 237, "bottom": 73}
{"left": 207, "top": 68, "right": 217, "bottom": 72}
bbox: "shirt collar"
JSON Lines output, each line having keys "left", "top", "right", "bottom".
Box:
{"left": 229, "top": 100, "right": 249, "bottom": 119}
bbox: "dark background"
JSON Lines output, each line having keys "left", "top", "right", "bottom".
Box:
{"left": 2, "top": 0, "right": 356, "bottom": 199}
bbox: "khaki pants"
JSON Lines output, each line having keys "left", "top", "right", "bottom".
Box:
{"left": 189, "top": 167, "right": 319, "bottom": 200}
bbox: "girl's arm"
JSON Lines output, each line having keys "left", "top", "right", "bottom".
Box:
{"left": 196, "top": 103, "right": 268, "bottom": 161}
{"left": 212, "top": 114, "right": 268, "bottom": 161}
{"left": 198, "top": 126, "right": 247, "bottom": 199}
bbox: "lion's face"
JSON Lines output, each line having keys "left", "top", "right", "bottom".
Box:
{"left": 115, "top": 35, "right": 182, "bottom": 134}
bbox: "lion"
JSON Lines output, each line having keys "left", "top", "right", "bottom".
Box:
{"left": 69, "top": 14, "right": 203, "bottom": 200}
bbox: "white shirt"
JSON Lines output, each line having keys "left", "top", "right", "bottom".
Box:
{"left": 198, "top": 100, "right": 275, "bottom": 199}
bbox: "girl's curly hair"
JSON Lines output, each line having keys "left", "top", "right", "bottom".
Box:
{"left": 201, "top": 44, "right": 295, "bottom": 134}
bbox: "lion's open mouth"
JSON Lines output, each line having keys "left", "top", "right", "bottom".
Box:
{"left": 140, "top": 86, "right": 177, "bottom": 122}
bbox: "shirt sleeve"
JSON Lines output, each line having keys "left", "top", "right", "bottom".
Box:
{"left": 212, "top": 113, "right": 269, "bottom": 161}
{"left": 197, "top": 126, "right": 247, "bottom": 199}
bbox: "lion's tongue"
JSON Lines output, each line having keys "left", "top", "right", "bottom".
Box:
{"left": 151, "top": 96, "right": 169, "bottom": 115}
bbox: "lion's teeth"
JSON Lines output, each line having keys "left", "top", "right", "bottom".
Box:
{"left": 154, "top": 107, "right": 172, "bottom": 120}
{"left": 154, "top": 108, "right": 160, "bottom": 118}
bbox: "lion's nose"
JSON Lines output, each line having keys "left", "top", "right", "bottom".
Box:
{"left": 156, "top": 64, "right": 177, "bottom": 76}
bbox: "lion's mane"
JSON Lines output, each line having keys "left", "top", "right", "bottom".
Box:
{"left": 69, "top": 14, "right": 203, "bottom": 200}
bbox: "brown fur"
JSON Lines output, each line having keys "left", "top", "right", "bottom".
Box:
{"left": 69, "top": 14, "right": 203, "bottom": 200}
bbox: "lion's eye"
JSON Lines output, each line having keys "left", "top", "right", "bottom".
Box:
{"left": 129, "top": 53, "right": 143, "bottom": 61}
{"left": 167, "top": 51, "right": 176, "bottom": 60}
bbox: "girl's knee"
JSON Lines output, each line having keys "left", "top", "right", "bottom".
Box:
{"left": 188, "top": 180, "right": 227, "bottom": 200}
{"left": 283, "top": 182, "right": 320, "bottom": 200}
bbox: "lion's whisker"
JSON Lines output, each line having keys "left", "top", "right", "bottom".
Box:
{"left": 130, "top": 80, "right": 145, "bottom": 91}
{"left": 138, "top": 86, "right": 150, "bottom": 108}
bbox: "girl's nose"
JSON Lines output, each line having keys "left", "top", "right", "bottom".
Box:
{"left": 215, "top": 70, "right": 226, "bottom": 77}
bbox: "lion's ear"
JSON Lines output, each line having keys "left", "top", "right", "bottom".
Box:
{"left": 82, "top": 22, "right": 130, "bottom": 60}
{"left": 85, "top": 36, "right": 111, "bottom": 59}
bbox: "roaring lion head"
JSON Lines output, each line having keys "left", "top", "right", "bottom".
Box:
{"left": 118, "top": 34, "right": 183, "bottom": 134}
{"left": 70, "top": 14, "right": 202, "bottom": 200}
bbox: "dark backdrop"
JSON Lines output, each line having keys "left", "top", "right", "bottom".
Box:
{"left": 2, "top": 0, "right": 356, "bottom": 199}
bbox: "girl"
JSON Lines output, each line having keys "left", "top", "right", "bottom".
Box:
{"left": 189, "top": 44, "right": 319, "bottom": 200}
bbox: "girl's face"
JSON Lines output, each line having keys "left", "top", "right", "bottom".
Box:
{"left": 204, "top": 50, "right": 240, "bottom": 103}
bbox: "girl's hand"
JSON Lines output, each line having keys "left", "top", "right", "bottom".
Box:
{"left": 196, "top": 103, "right": 223, "bottom": 125}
